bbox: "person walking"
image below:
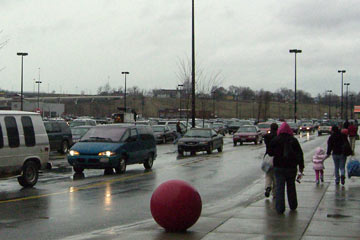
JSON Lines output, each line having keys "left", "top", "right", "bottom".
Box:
{"left": 312, "top": 147, "right": 328, "bottom": 184}
{"left": 173, "top": 121, "right": 183, "bottom": 144}
{"left": 326, "top": 125, "right": 351, "bottom": 185}
{"left": 268, "top": 122, "right": 304, "bottom": 214}
{"left": 348, "top": 122, "right": 357, "bottom": 154}
{"left": 263, "top": 122, "right": 278, "bottom": 198}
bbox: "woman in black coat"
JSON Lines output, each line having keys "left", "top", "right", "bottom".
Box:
{"left": 268, "top": 122, "right": 304, "bottom": 214}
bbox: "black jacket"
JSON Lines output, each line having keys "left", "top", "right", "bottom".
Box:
{"left": 326, "top": 132, "right": 347, "bottom": 155}
{"left": 264, "top": 131, "right": 277, "bottom": 155}
{"left": 268, "top": 133, "right": 304, "bottom": 171}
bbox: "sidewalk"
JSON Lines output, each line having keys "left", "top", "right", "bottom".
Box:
{"left": 73, "top": 143, "right": 360, "bottom": 240}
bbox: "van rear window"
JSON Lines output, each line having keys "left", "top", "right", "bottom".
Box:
{"left": 5, "top": 116, "right": 20, "bottom": 148}
{"left": 21, "top": 116, "right": 36, "bottom": 147}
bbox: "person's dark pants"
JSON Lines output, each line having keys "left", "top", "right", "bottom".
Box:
{"left": 274, "top": 167, "right": 298, "bottom": 214}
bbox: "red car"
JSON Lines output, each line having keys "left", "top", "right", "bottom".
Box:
{"left": 233, "top": 125, "right": 263, "bottom": 146}
{"left": 257, "top": 122, "right": 272, "bottom": 135}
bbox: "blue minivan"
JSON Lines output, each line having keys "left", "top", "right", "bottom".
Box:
{"left": 67, "top": 124, "right": 157, "bottom": 174}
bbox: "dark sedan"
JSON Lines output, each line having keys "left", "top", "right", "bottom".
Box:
{"left": 152, "top": 125, "right": 176, "bottom": 144}
{"left": 177, "top": 128, "right": 223, "bottom": 156}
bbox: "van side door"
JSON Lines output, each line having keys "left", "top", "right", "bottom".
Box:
{"left": 124, "top": 128, "right": 141, "bottom": 164}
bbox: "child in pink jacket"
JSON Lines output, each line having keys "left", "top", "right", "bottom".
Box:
{"left": 313, "top": 147, "right": 328, "bottom": 184}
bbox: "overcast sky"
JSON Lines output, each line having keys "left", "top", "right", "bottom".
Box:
{"left": 0, "top": 0, "right": 359, "bottom": 96}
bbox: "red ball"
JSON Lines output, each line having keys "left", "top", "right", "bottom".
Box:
{"left": 150, "top": 180, "right": 202, "bottom": 232}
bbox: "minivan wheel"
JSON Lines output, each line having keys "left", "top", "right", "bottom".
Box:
{"left": 144, "top": 154, "right": 154, "bottom": 170}
{"left": 60, "top": 141, "right": 69, "bottom": 154}
{"left": 207, "top": 144, "right": 213, "bottom": 154}
{"left": 115, "top": 157, "right": 126, "bottom": 174}
{"left": 73, "top": 166, "right": 84, "bottom": 174}
{"left": 18, "top": 161, "right": 39, "bottom": 188}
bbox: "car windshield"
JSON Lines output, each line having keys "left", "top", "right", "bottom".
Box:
{"left": 258, "top": 123, "right": 270, "bottom": 128}
{"left": 69, "top": 121, "right": 86, "bottom": 127}
{"left": 80, "top": 127, "right": 127, "bottom": 142}
{"left": 71, "top": 127, "right": 91, "bottom": 137}
{"left": 238, "top": 127, "right": 257, "bottom": 133}
{"left": 152, "top": 126, "right": 165, "bottom": 132}
{"left": 184, "top": 129, "right": 211, "bottom": 138}
{"left": 302, "top": 122, "right": 312, "bottom": 126}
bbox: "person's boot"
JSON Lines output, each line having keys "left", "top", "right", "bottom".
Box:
{"left": 265, "top": 187, "right": 271, "bottom": 198}
{"left": 320, "top": 175, "right": 324, "bottom": 183}
{"left": 341, "top": 176, "right": 345, "bottom": 185}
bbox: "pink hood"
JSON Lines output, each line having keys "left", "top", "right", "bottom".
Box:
{"left": 313, "top": 147, "right": 326, "bottom": 170}
{"left": 277, "top": 122, "right": 293, "bottom": 136}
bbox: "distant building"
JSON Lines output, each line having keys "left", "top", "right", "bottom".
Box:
{"left": 153, "top": 89, "right": 179, "bottom": 98}
{"left": 11, "top": 101, "right": 65, "bottom": 117}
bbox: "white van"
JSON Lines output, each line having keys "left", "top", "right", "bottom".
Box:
{"left": 0, "top": 111, "right": 49, "bottom": 187}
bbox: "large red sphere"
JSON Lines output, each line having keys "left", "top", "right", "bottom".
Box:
{"left": 150, "top": 180, "right": 202, "bottom": 232}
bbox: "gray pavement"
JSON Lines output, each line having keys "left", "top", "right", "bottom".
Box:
{"left": 91, "top": 141, "right": 360, "bottom": 240}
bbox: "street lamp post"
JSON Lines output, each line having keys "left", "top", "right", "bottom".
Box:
{"left": 289, "top": 49, "right": 302, "bottom": 123}
{"left": 211, "top": 91, "right": 216, "bottom": 118}
{"left": 17, "top": 52, "right": 28, "bottom": 111}
{"left": 338, "top": 70, "right": 346, "bottom": 119}
{"left": 191, "top": 0, "right": 196, "bottom": 128}
{"left": 35, "top": 80, "right": 42, "bottom": 109}
{"left": 326, "top": 90, "right": 332, "bottom": 119}
{"left": 121, "top": 72, "right": 129, "bottom": 111}
{"left": 350, "top": 94, "right": 354, "bottom": 119}
{"left": 344, "top": 83, "right": 350, "bottom": 120}
{"left": 178, "top": 84, "right": 183, "bottom": 119}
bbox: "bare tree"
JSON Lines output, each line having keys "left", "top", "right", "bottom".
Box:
{"left": 0, "top": 30, "right": 9, "bottom": 72}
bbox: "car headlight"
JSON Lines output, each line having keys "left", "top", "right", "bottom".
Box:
{"left": 69, "top": 150, "right": 80, "bottom": 156}
{"left": 98, "top": 151, "right": 116, "bottom": 157}
{"left": 306, "top": 127, "right": 310, "bottom": 130}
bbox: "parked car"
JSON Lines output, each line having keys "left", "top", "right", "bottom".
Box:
{"left": 257, "top": 122, "right": 272, "bottom": 135}
{"left": 287, "top": 122, "right": 299, "bottom": 135}
{"left": 69, "top": 118, "right": 97, "bottom": 127}
{"left": 228, "top": 122, "right": 245, "bottom": 134}
{"left": 70, "top": 125, "right": 93, "bottom": 144}
{"left": 158, "top": 120, "right": 187, "bottom": 133}
{"left": 151, "top": 125, "right": 176, "bottom": 144}
{"left": 177, "top": 128, "right": 223, "bottom": 156}
{"left": 44, "top": 120, "right": 73, "bottom": 153}
{"left": 318, "top": 122, "right": 332, "bottom": 135}
{"left": 212, "top": 122, "right": 226, "bottom": 136}
{"left": 67, "top": 124, "right": 157, "bottom": 174}
{"left": 0, "top": 111, "right": 49, "bottom": 187}
{"left": 233, "top": 125, "right": 263, "bottom": 146}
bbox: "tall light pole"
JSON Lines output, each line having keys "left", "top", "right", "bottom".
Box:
{"left": 191, "top": 0, "right": 196, "bottom": 128}
{"left": 350, "top": 94, "right": 354, "bottom": 119}
{"left": 344, "top": 83, "right": 350, "bottom": 121}
{"left": 121, "top": 72, "right": 129, "bottom": 111}
{"left": 338, "top": 70, "right": 346, "bottom": 119}
{"left": 326, "top": 90, "right": 332, "bottom": 119}
{"left": 17, "top": 52, "right": 28, "bottom": 111}
{"left": 178, "top": 84, "right": 183, "bottom": 119}
{"left": 289, "top": 49, "right": 302, "bottom": 123}
{"left": 211, "top": 91, "right": 216, "bottom": 118}
{"left": 35, "top": 80, "right": 42, "bottom": 109}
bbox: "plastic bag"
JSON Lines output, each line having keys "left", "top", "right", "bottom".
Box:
{"left": 261, "top": 154, "right": 273, "bottom": 173}
{"left": 347, "top": 157, "right": 360, "bottom": 178}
